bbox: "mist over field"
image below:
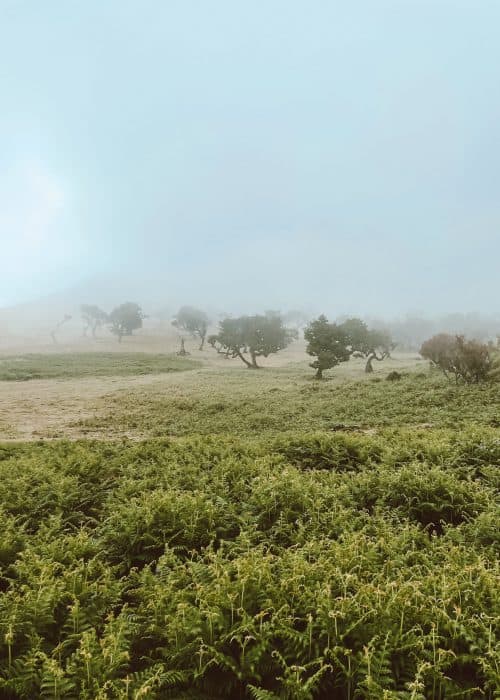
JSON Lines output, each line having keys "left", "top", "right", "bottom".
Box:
{"left": 1, "top": 0, "right": 500, "bottom": 320}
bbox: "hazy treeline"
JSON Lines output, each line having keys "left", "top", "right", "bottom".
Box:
{"left": 115, "top": 307, "right": 500, "bottom": 349}
{"left": 367, "top": 312, "right": 500, "bottom": 350}
{"left": 1, "top": 299, "right": 499, "bottom": 352}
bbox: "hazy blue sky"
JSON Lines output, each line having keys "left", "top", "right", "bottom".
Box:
{"left": 1, "top": 0, "right": 499, "bottom": 314}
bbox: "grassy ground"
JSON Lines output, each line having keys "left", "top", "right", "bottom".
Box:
{"left": 0, "top": 344, "right": 498, "bottom": 698}
{"left": 0, "top": 352, "right": 200, "bottom": 381}
{"left": 73, "top": 365, "right": 500, "bottom": 439}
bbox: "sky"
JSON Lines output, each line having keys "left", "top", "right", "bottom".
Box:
{"left": 1, "top": 0, "right": 499, "bottom": 315}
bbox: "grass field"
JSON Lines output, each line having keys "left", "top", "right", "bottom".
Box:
{"left": 0, "top": 353, "right": 200, "bottom": 381}
{"left": 74, "top": 368, "right": 500, "bottom": 439}
{"left": 0, "top": 342, "right": 498, "bottom": 698}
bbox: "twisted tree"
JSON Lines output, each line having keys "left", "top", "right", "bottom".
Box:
{"left": 108, "top": 303, "right": 145, "bottom": 343}
{"left": 172, "top": 306, "right": 210, "bottom": 350}
{"left": 339, "top": 318, "right": 393, "bottom": 373}
{"left": 209, "top": 314, "right": 296, "bottom": 368}
{"left": 304, "top": 315, "right": 351, "bottom": 379}
{"left": 50, "top": 315, "right": 72, "bottom": 344}
{"left": 305, "top": 316, "right": 394, "bottom": 378}
{"left": 81, "top": 305, "right": 108, "bottom": 338}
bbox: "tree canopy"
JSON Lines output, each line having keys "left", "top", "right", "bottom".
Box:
{"left": 108, "top": 303, "right": 145, "bottom": 342}
{"left": 80, "top": 305, "right": 108, "bottom": 338}
{"left": 340, "top": 318, "right": 391, "bottom": 353}
{"left": 304, "top": 315, "right": 352, "bottom": 379}
{"left": 172, "top": 306, "right": 209, "bottom": 350}
{"left": 209, "top": 314, "right": 296, "bottom": 368}
{"left": 304, "top": 315, "right": 394, "bottom": 378}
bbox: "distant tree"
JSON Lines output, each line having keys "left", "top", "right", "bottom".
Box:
{"left": 420, "top": 333, "right": 493, "bottom": 384}
{"left": 338, "top": 317, "right": 371, "bottom": 353}
{"left": 81, "top": 305, "right": 108, "bottom": 338}
{"left": 208, "top": 334, "right": 231, "bottom": 358}
{"left": 50, "top": 315, "right": 72, "bottom": 344}
{"left": 304, "top": 315, "right": 351, "bottom": 379}
{"left": 108, "top": 302, "right": 145, "bottom": 343}
{"left": 209, "top": 314, "right": 296, "bottom": 368}
{"left": 282, "top": 309, "right": 311, "bottom": 333}
{"left": 176, "top": 337, "right": 190, "bottom": 356}
{"left": 172, "top": 306, "right": 209, "bottom": 350}
{"left": 339, "top": 318, "right": 394, "bottom": 373}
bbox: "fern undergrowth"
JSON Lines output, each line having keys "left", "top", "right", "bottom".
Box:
{"left": 0, "top": 428, "right": 498, "bottom": 698}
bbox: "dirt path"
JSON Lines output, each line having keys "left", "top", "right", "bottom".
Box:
{"left": 0, "top": 368, "right": 215, "bottom": 441}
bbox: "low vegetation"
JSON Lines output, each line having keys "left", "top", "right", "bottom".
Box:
{"left": 0, "top": 318, "right": 498, "bottom": 698}
{"left": 74, "top": 369, "right": 500, "bottom": 439}
{"left": 0, "top": 429, "right": 498, "bottom": 698}
{"left": 0, "top": 353, "right": 199, "bottom": 381}
{"left": 420, "top": 333, "right": 496, "bottom": 384}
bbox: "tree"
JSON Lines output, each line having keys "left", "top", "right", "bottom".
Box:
{"left": 81, "top": 305, "right": 108, "bottom": 338}
{"left": 209, "top": 314, "right": 296, "bottom": 368}
{"left": 108, "top": 303, "right": 145, "bottom": 342}
{"left": 176, "top": 337, "right": 190, "bottom": 356}
{"left": 338, "top": 317, "right": 371, "bottom": 353}
{"left": 420, "top": 333, "right": 493, "bottom": 383}
{"left": 338, "top": 318, "right": 393, "bottom": 373}
{"left": 304, "top": 315, "right": 351, "bottom": 379}
{"left": 364, "top": 329, "right": 393, "bottom": 372}
{"left": 172, "top": 306, "right": 209, "bottom": 350}
{"left": 50, "top": 315, "right": 72, "bottom": 344}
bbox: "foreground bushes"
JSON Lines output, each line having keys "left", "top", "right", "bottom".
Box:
{"left": 0, "top": 432, "right": 498, "bottom": 698}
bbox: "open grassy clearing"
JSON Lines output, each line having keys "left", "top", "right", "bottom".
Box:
{"left": 0, "top": 352, "right": 200, "bottom": 381}
{"left": 74, "top": 366, "right": 500, "bottom": 439}
{"left": 0, "top": 350, "right": 425, "bottom": 442}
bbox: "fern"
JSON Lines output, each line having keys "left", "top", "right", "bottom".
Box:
{"left": 0, "top": 432, "right": 497, "bottom": 698}
{"left": 248, "top": 685, "right": 280, "bottom": 700}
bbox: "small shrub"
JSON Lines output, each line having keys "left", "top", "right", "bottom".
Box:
{"left": 420, "top": 334, "right": 493, "bottom": 384}
{"left": 272, "top": 433, "right": 382, "bottom": 471}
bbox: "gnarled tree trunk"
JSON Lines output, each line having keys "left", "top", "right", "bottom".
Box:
{"left": 235, "top": 349, "right": 254, "bottom": 368}
{"left": 250, "top": 350, "right": 260, "bottom": 368}
{"left": 365, "top": 351, "right": 388, "bottom": 373}
{"left": 177, "top": 338, "right": 189, "bottom": 356}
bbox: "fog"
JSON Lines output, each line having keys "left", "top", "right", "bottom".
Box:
{"left": 1, "top": 1, "right": 500, "bottom": 323}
